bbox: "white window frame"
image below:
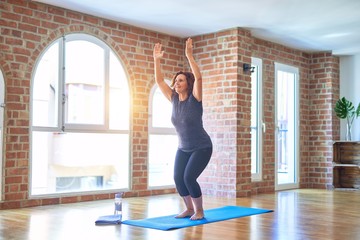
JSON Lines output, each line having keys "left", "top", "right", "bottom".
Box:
{"left": 251, "top": 57, "right": 263, "bottom": 181}
{"left": 64, "top": 34, "right": 109, "bottom": 132}
{"left": 30, "top": 33, "right": 130, "bottom": 196}
{"left": 0, "top": 70, "right": 4, "bottom": 201}
{"left": 274, "top": 62, "right": 300, "bottom": 190}
{"left": 148, "top": 83, "right": 177, "bottom": 188}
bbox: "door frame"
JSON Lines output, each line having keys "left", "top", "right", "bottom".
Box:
{"left": 274, "top": 62, "right": 300, "bottom": 191}
{"left": 0, "top": 70, "right": 4, "bottom": 201}
{"left": 251, "top": 57, "right": 263, "bottom": 181}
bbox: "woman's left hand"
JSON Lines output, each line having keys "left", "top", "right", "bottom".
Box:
{"left": 185, "top": 38, "right": 193, "bottom": 58}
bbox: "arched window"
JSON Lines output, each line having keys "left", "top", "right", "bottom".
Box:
{"left": 31, "top": 34, "right": 130, "bottom": 195}
{"left": 148, "top": 84, "right": 177, "bottom": 187}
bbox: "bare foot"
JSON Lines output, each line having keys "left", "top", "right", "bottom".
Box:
{"left": 175, "top": 209, "right": 194, "bottom": 218}
{"left": 190, "top": 211, "right": 204, "bottom": 220}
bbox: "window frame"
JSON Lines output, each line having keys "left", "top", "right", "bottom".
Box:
{"left": 251, "top": 57, "right": 263, "bottom": 181}
{"left": 31, "top": 33, "right": 130, "bottom": 134}
{"left": 63, "top": 34, "right": 109, "bottom": 132}
{"left": 148, "top": 83, "right": 177, "bottom": 188}
{"left": 30, "top": 33, "right": 131, "bottom": 196}
{"left": 274, "top": 62, "right": 300, "bottom": 190}
{"left": 0, "top": 70, "right": 4, "bottom": 201}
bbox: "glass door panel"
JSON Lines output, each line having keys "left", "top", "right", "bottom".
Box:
{"left": 275, "top": 63, "right": 299, "bottom": 190}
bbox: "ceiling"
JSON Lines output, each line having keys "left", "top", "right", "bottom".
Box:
{"left": 33, "top": 0, "right": 360, "bottom": 56}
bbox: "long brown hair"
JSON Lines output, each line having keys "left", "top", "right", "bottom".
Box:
{"left": 170, "top": 71, "right": 195, "bottom": 95}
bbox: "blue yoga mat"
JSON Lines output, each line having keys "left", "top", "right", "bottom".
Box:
{"left": 122, "top": 205, "right": 273, "bottom": 230}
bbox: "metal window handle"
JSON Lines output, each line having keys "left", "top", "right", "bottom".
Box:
{"left": 262, "top": 122, "right": 266, "bottom": 133}
{"left": 0, "top": 103, "right": 5, "bottom": 108}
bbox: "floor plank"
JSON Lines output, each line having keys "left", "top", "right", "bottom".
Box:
{"left": 1, "top": 189, "right": 360, "bottom": 240}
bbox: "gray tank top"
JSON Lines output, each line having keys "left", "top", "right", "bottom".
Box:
{"left": 171, "top": 93, "right": 212, "bottom": 151}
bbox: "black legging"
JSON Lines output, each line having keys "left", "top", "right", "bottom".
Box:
{"left": 173, "top": 147, "right": 212, "bottom": 198}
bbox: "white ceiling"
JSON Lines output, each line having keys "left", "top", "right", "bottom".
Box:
{"left": 33, "top": 0, "right": 360, "bottom": 55}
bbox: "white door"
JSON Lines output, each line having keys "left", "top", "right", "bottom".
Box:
{"left": 0, "top": 70, "right": 4, "bottom": 200}
{"left": 275, "top": 63, "right": 299, "bottom": 190}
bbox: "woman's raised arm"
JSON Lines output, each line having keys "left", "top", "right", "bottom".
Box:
{"left": 185, "top": 38, "right": 202, "bottom": 102}
{"left": 153, "top": 43, "right": 172, "bottom": 101}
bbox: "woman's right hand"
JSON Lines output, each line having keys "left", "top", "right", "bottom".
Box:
{"left": 153, "top": 43, "right": 164, "bottom": 60}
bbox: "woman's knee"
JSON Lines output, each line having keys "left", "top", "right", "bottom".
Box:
{"left": 183, "top": 173, "right": 197, "bottom": 187}
{"left": 173, "top": 172, "right": 182, "bottom": 184}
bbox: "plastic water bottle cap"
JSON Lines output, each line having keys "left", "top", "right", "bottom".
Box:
{"left": 115, "top": 192, "right": 123, "bottom": 198}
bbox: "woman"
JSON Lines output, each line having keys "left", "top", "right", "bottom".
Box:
{"left": 153, "top": 38, "right": 213, "bottom": 220}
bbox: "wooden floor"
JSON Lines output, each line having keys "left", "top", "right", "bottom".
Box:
{"left": 1, "top": 189, "right": 360, "bottom": 240}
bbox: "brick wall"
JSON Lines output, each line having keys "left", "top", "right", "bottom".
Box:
{"left": 195, "top": 29, "right": 253, "bottom": 198}
{"left": 308, "top": 53, "right": 340, "bottom": 188}
{"left": 0, "top": 0, "right": 339, "bottom": 209}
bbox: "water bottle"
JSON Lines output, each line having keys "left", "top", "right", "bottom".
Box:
{"left": 114, "top": 192, "right": 123, "bottom": 218}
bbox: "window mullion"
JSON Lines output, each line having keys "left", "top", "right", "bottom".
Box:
{"left": 104, "top": 48, "right": 110, "bottom": 130}
{"left": 59, "top": 36, "right": 66, "bottom": 132}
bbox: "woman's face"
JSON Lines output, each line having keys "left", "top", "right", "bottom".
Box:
{"left": 174, "top": 74, "right": 188, "bottom": 94}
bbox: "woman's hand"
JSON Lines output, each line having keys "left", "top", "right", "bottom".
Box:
{"left": 185, "top": 37, "right": 202, "bottom": 101}
{"left": 185, "top": 38, "right": 193, "bottom": 58}
{"left": 153, "top": 43, "right": 164, "bottom": 60}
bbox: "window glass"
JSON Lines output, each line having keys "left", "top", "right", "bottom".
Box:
{"left": 65, "top": 40, "right": 105, "bottom": 125}
{"left": 109, "top": 52, "right": 130, "bottom": 130}
{"left": 152, "top": 88, "right": 173, "bottom": 128}
{"left": 275, "top": 63, "right": 299, "bottom": 190}
{"left": 148, "top": 134, "right": 177, "bottom": 187}
{"left": 31, "top": 132, "right": 129, "bottom": 194}
{"left": 148, "top": 85, "right": 177, "bottom": 188}
{"left": 32, "top": 42, "right": 59, "bottom": 127}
